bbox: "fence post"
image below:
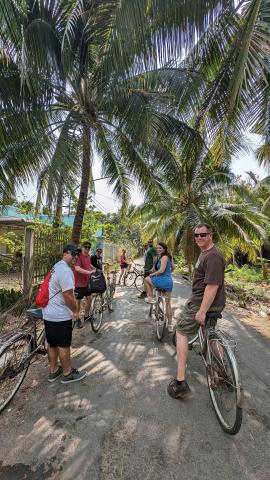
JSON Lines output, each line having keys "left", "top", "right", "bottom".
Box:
{"left": 23, "top": 228, "right": 35, "bottom": 297}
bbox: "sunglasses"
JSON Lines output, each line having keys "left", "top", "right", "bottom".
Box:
{"left": 83, "top": 245, "right": 91, "bottom": 249}
{"left": 194, "top": 232, "right": 210, "bottom": 238}
{"left": 71, "top": 251, "right": 79, "bottom": 257}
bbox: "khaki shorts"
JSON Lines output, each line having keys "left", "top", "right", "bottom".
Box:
{"left": 176, "top": 301, "right": 223, "bottom": 337}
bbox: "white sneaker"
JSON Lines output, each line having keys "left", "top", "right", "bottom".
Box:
{"left": 167, "top": 324, "right": 174, "bottom": 333}
{"left": 145, "top": 297, "right": 156, "bottom": 304}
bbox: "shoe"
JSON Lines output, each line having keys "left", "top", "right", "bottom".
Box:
{"left": 61, "top": 368, "right": 87, "bottom": 384}
{"left": 167, "top": 379, "right": 191, "bottom": 399}
{"left": 145, "top": 297, "right": 156, "bottom": 304}
{"left": 167, "top": 324, "right": 174, "bottom": 333}
{"left": 138, "top": 291, "right": 147, "bottom": 299}
{"left": 48, "top": 366, "right": 63, "bottom": 383}
{"left": 76, "top": 319, "right": 83, "bottom": 329}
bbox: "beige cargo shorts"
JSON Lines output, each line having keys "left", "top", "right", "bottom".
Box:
{"left": 176, "top": 301, "right": 223, "bottom": 337}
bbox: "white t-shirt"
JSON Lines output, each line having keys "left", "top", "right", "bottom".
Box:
{"left": 42, "top": 260, "right": 75, "bottom": 322}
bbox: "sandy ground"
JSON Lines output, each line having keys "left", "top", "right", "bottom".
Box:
{"left": 0, "top": 276, "right": 269, "bottom": 480}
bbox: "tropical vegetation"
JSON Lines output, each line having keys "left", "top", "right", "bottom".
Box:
{"left": 1, "top": 0, "right": 270, "bottom": 270}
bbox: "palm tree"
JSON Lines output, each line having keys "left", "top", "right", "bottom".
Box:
{"left": 0, "top": 0, "right": 235, "bottom": 244}
{"left": 132, "top": 148, "right": 268, "bottom": 267}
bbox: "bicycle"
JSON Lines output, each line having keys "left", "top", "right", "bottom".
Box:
{"left": 148, "top": 288, "right": 168, "bottom": 341}
{"left": 172, "top": 312, "right": 243, "bottom": 435}
{"left": 0, "top": 308, "right": 46, "bottom": 413}
{"left": 124, "top": 263, "right": 144, "bottom": 292}
{"left": 90, "top": 268, "right": 116, "bottom": 332}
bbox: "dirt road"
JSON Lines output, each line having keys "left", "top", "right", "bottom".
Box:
{"left": 0, "top": 277, "right": 269, "bottom": 479}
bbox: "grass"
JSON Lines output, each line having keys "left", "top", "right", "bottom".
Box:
{"left": 225, "top": 265, "right": 269, "bottom": 299}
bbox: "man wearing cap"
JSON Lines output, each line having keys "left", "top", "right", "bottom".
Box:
{"left": 42, "top": 244, "right": 87, "bottom": 384}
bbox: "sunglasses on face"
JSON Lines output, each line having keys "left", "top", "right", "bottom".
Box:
{"left": 71, "top": 251, "right": 79, "bottom": 257}
{"left": 83, "top": 245, "right": 91, "bottom": 249}
{"left": 194, "top": 232, "right": 210, "bottom": 238}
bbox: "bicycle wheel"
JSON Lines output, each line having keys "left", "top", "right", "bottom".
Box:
{"left": 135, "top": 274, "right": 144, "bottom": 293}
{"left": 91, "top": 295, "right": 103, "bottom": 332}
{"left": 0, "top": 333, "right": 32, "bottom": 413}
{"left": 155, "top": 296, "right": 167, "bottom": 341}
{"left": 206, "top": 331, "right": 243, "bottom": 435}
{"left": 107, "top": 286, "right": 113, "bottom": 312}
{"left": 124, "top": 272, "right": 136, "bottom": 287}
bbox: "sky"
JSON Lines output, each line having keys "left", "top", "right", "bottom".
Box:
{"left": 17, "top": 134, "right": 268, "bottom": 215}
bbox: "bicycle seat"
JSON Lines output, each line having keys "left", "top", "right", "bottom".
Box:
{"left": 156, "top": 288, "right": 167, "bottom": 293}
{"left": 26, "top": 308, "right": 43, "bottom": 320}
{"left": 206, "top": 311, "right": 222, "bottom": 320}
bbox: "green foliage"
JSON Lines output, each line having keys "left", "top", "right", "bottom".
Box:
{"left": 0, "top": 258, "right": 13, "bottom": 274}
{"left": 0, "top": 289, "right": 22, "bottom": 311}
{"left": 0, "top": 232, "right": 24, "bottom": 254}
{"left": 102, "top": 211, "right": 143, "bottom": 256}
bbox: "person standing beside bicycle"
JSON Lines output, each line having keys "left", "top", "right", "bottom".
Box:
{"left": 91, "top": 247, "right": 103, "bottom": 270}
{"left": 42, "top": 244, "right": 87, "bottom": 384}
{"left": 138, "top": 239, "right": 157, "bottom": 298}
{"left": 144, "top": 242, "right": 175, "bottom": 332}
{"left": 118, "top": 249, "right": 131, "bottom": 285}
{"left": 168, "top": 223, "right": 225, "bottom": 399}
{"left": 74, "top": 241, "right": 96, "bottom": 328}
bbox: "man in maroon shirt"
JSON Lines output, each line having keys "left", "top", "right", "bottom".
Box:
{"left": 168, "top": 223, "right": 225, "bottom": 399}
{"left": 74, "top": 241, "right": 96, "bottom": 328}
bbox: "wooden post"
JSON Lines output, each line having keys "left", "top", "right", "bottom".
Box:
{"left": 23, "top": 228, "right": 35, "bottom": 297}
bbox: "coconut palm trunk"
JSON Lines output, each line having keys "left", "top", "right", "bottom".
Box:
{"left": 53, "top": 182, "right": 63, "bottom": 227}
{"left": 71, "top": 125, "right": 91, "bottom": 245}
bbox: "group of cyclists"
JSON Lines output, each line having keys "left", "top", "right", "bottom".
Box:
{"left": 41, "top": 223, "right": 226, "bottom": 398}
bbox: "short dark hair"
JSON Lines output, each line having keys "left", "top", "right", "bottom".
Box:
{"left": 83, "top": 241, "right": 92, "bottom": 247}
{"left": 195, "top": 223, "right": 212, "bottom": 233}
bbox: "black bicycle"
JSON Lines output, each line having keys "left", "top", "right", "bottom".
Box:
{"left": 90, "top": 269, "right": 117, "bottom": 332}
{"left": 0, "top": 308, "right": 46, "bottom": 413}
{"left": 173, "top": 312, "right": 243, "bottom": 435}
{"left": 124, "top": 263, "right": 144, "bottom": 292}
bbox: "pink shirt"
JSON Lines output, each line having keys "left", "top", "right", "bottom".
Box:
{"left": 120, "top": 255, "right": 126, "bottom": 264}
{"left": 74, "top": 253, "right": 92, "bottom": 288}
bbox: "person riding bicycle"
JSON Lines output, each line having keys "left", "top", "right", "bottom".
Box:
{"left": 138, "top": 239, "right": 157, "bottom": 298}
{"left": 168, "top": 223, "right": 225, "bottom": 399}
{"left": 144, "top": 242, "right": 175, "bottom": 332}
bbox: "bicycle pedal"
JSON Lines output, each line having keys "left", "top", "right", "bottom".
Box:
{"left": 37, "top": 348, "right": 47, "bottom": 356}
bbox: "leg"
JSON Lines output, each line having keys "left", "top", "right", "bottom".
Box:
{"left": 58, "top": 347, "right": 71, "bottom": 376}
{"left": 144, "top": 276, "right": 154, "bottom": 298}
{"left": 119, "top": 268, "right": 124, "bottom": 283}
{"left": 168, "top": 302, "right": 199, "bottom": 398}
{"left": 176, "top": 332, "right": 188, "bottom": 381}
{"left": 47, "top": 346, "right": 60, "bottom": 374}
{"left": 164, "top": 292, "right": 172, "bottom": 325}
{"left": 84, "top": 294, "right": 92, "bottom": 317}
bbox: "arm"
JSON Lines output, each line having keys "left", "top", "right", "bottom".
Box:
{"left": 195, "top": 284, "right": 219, "bottom": 325}
{"left": 75, "top": 265, "right": 95, "bottom": 275}
{"left": 63, "top": 289, "right": 77, "bottom": 314}
{"left": 149, "top": 256, "right": 168, "bottom": 276}
{"left": 171, "top": 259, "right": 176, "bottom": 272}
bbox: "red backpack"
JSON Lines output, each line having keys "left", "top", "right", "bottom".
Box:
{"left": 35, "top": 270, "right": 60, "bottom": 308}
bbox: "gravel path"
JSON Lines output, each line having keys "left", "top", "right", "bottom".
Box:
{"left": 0, "top": 277, "right": 269, "bottom": 480}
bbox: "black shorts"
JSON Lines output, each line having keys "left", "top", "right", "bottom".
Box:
{"left": 120, "top": 263, "right": 128, "bottom": 269}
{"left": 44, "top": 320, "right": 72, "bottom": 348}
{"left": 75, "top": 287, "right": 92, "bottom": 300}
